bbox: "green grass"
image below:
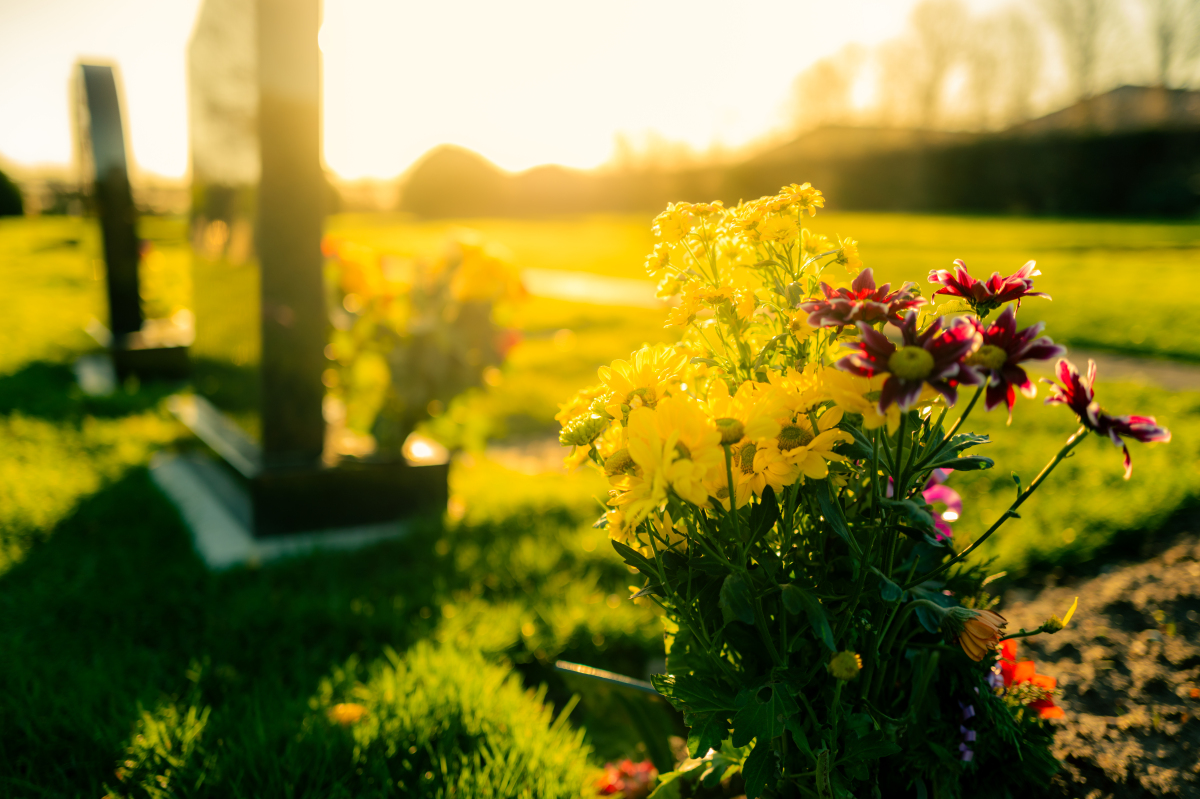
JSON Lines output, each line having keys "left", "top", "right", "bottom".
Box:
{"left": 2, "top": 211, "right": 1199, "bottom": 795}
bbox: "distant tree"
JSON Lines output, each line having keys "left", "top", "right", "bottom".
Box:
{"left": 909, "top": 0, "right": 971, "bottom": 126}
{"left": 963, "top": 15, "right": 1005, "bottom": 129}
{"left": 1144, "top": 0, "right": 1200, "bottom": 87}
{"left": 875, "top": 37, "right": 925, "bottom": 128}
{"left": 999, "top": 8, "right": 1044, "bottom": 124}
{"left": 1041, "top": 0, "right": 1120, "bottom": 100}
{"left": 0, "top": 168, "right": 22, "bottom": 216}
{"left": 786, "top": 45, "right": 865, "bottom": 131}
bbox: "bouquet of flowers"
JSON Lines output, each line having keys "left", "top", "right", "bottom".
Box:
{"left": 323, "top": 231, "right": 525, "bottom": 457}
{"left": 557, "top": 185, "right": 1170, "bottom": 798}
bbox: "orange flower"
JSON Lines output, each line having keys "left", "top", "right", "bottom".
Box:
{"left": 998, "top": 640, "right": 1064, "bottom": 719}
{"left": 327, "top": 702, "right": 368, "bottom": 726}
{"left": 958, "top": 609, "right": 1007, "bottom": 662}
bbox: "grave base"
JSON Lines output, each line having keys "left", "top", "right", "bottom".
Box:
{"left": 150, "top": 452, "right": 420, "bottom": 569}
{"left": 167, "top": 394, "right": 449, "bottom": 538}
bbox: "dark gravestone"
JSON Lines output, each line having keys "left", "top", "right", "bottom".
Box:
{"left": 76, "top": 63, "right": 190, "bottom": 380}
{"left": 181, "top": 0, "right": 447, "bottom": 537}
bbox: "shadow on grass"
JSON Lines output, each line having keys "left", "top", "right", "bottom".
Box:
{"left": 0, "top": 360, "right": 182, "bottom": 421}
{"left": 0, "top": 465, "right": 676, "bottom": 796}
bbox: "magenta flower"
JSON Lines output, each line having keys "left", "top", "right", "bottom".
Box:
{"left": 837, "top": 311, "right": 983, "bottom": 412}
{"left": 967, "top": 306, "right": 1066, "bottom": 418}
{"left": 1043, "top": 359, "right": 1172, "bottom": 479}
{"left": 928, "top": 260, "right": 1050, "bottom": 316}
{"left": 923, "top": 469, "right": 962, "bottom": 541}
{"left": 801, "top": 268, "right": 925, "bottom": 328}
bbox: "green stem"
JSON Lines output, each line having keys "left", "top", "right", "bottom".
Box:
{"left": 942, "top": 383, "right": 984, "bottom": 442}
{"left": 902, "top": 425, "right": 1089, "bottom": 590}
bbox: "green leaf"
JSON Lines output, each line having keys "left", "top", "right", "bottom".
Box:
{"left": 816, "top": 482, "right": 858, "bottom": 553}
{"left": 882, "top": 498, "right": 936, "bottom": 533}
{"left": 944, "top": 433, "right": 990, "bottom": 454}
{"left": 647, "top": 769, "right": 685, "bottom": 799}
{"left": 651, "top": 673, "right": 739, "bottom": 714}
{"left": 926, "top": 455, "right": 994, "bottom": 471}
{"left": 731, "top": 684, "right": 797, "bottom": 747}
{"left": 747, "top": 486, "right": 780, "bottom": 548}
{"left": 844, "top": 730, "right": 901, "bottom": 761}
{"left": 785, "top": 717, "right": 814, "bottom": 758}
{"left": 719, "top": 574, "right": 755, "bottom": 625}
{"left": 872, "top": 568, "right": 905, "bottom": 602}
{"left": 741, "top": 739, "right": 775, "bottom": 799}
{"left": 611, "top": 540, "right": 657, "bottom": 578}
{"left": 685, "top": 712, "right": 728, "bottom": 758}
{"left": 780, "top": 584, "right": 836, "bottom": 651}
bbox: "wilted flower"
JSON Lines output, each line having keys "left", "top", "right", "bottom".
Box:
{"left": 800, "top": 268, "right": 926, "bottom": 328}
{"left": 928, "top": 259, "right": 1049, "bottom": 315}
{"left": 836, "top": 311, "right": 982, "bottom": 412}
{"left": 1043, "top": 359, "right": 1172, "bottom": 478}
{"left": 966, "top": 306, "right": 1066, "bottom": 419}
{"left": 941, "top": 607, "right": 1007, "bottom": 661}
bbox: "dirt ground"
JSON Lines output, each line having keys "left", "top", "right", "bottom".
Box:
{"left": 1003, "top": 535, "right": 1200, "bottom": 798}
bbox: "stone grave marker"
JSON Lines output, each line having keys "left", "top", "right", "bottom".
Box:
{"left": 75, "top": 62, "right": 191, "bottom": 381}
{"left": 171, "top": 0, "right": 448, "bottom": 546}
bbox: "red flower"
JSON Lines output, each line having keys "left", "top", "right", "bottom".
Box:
{"left": 967, "top": 306, "right": 1066, "bottom": 418}
{"left": 801, "top": 268, "right": 925, "bottom": 328}
{"left": 928, "top": 259, "right": 1049, "bottom": 316}
{"left": 836, "top": 311, "right": 982, "bottom": 412}
{"left": 1043, "top": 359, "right": 1172, "bottom": 479}
{"left": 997, "top": 640, "right": 1064, "bottom": 720}
{"left": 596, "top": 759, "right": 657, "bottom": 798}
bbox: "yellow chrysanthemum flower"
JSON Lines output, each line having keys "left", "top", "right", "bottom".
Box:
{"left": 705, "top": 379, "right": 784, "bottom": 445}
{"left": 836, "top": 236, "right": 863, "bottom": 274}
{"left": 776, "top": 182, "right": 825, "bottom": 216}
{"left": 598, "top": 344, "right": 688, "bottom": 418}
{"left": 823, "top": 369, "right": 939, "bottom": 434}
{"left": 756, "top": 214, "right": 800, "bottom": 244}
{"left": 653, "top": 203, "right": 697, "bottom": 243}
{"left": 623, "top": 399, "right": 723, "bottom": 517}
{"left": 774, "top": 406, "right": 853, "bottom": 480}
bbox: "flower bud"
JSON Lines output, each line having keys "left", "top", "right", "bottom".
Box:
{"left": 829, "top": 650, "right": 863, "bottom": 680}
{"left": 1041, "top": 614, "right": 1065, "bottom": 633}
{"left": 714, "top": 417, "right": 745, "bottom": 445}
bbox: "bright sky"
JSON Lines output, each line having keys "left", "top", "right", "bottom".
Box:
{"left": 0, "top": 0, "right": 1011, "bottom": 179}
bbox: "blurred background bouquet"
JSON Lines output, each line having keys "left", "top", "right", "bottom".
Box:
{"left": 322, "top": 230, "right": 526, "bottom": 460}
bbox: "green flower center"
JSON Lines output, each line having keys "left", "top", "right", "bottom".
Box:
{"left": 777, "top": 425, "right": 813, "bottom": 452}
{"left": 739, "top": 442, "right": 757, "bottom": 474}
{"left": 715, "top": 417, "right": 745, "bottom": 445}
{"left": 603, "top": 448, "right": 635, "bottom": 475}
{"left": 887, "top": 346, "right": 935, "bottom": 381}
{"left": 674, "top": 441, "right": 692, "bottom": 460}
{"left": 966, "top": 344, "right": 1008, "bottom": 371}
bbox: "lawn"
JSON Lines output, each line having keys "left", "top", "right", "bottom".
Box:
{"left": 1, "top": 210, "right": 1198, "bottom": 795}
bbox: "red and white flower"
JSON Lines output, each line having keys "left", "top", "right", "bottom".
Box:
{"left": 967, "top": 306, "right": 1066, "bottom": 419}
{"left": 928, "top": 259, "right": 1049, "bottom": 315}
{"left": 836, "top": 311, "right": 982, "bottom": 412}
{"left": 1043, "top": 359, "right": 1172, "bottom": 479}
{"left": 801, "top": 268, "right": 925, "bottom": 328}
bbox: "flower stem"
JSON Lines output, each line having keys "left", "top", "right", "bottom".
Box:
{"left": 902, "top": 425, "right": 1088, "bottom": 590}
{"left": 943, "top": 383, "right": 985, "bottom": 442}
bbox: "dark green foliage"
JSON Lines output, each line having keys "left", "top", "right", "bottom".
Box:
{"left": 0, "top": 168, "right": 22, "bottom": 217}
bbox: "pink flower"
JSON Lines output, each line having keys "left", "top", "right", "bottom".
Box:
{"left": 923, "top": 469, "right": 962, "bottom": 541}
{"left": 836, "top": 311, "right": 983, "bottom": 412}
{"left": 967, "top": 306, "right": 1066, "bottom": 419}
{"left": 801, "top": 268, "right": 925, "bottom": 328}
{"left": 928, "top": 260, "right": 1049, "bottom": 316}
{"left": 1043, "top": 359, "right": 1172, "bottom": 479}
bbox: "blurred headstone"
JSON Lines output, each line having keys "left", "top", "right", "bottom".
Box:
{"left": 75, "top": 63, "right": 190, "bottom": 380}
{"left": 180, "top": 0, "right": 447, "bottom": 539}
